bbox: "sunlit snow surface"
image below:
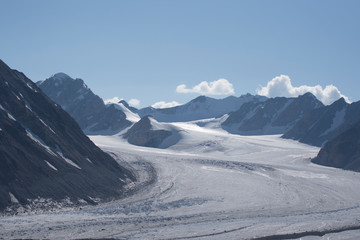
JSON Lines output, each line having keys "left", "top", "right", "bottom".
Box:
{"left": 2, "top": 122, "right": 360, "bottom": 239}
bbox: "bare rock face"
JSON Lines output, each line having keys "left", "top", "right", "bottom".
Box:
{"left": 0, "top": 60, "right": 135, "bottom": 212}
{"left": 222, "top": 93, "right": 324, "bottom": 135}
{"left": 37, "top": 73, "right": 131, "bottom": 134}
{"left": 124, "top": 116, "right": 172, "bottom": 148}
{"left": 312, "top": 120, "right": 360, "bottom": 171}
{"left": 283, "top": 98, "right": 360, "bottom": 147}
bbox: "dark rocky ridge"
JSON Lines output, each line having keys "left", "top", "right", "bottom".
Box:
{"left": 37, "top": 73, "right": 131, "bottom": 134}
{"left": 0, "top": 60, "right": 135, "bottom": 212}
{"left": 222, "top": 93, "right": 324, "bottom": 135}
{"left": 282, "top": 98, "right": 360, "bottom": 147}
{"left": 312, "top": 119, "right": 360, "bottom": 171}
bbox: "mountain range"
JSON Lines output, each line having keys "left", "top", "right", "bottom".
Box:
{"left": 36, "top": 71, "right": 360, "bottom": 173}
{"left": 136, "top": 94, "right": 267, "bottom": 122}
{"left": 0, "top": 61, "right": 135, "bottom": 213}
{"left": 39, "top": 74, "right": 357, "bottom": 144}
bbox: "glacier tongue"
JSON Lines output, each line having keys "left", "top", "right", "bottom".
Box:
{"left": 2, "top": 123, "right": 360, "bottom": 240}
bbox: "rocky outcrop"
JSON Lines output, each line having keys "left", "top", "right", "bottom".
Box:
{"left": 0, "top": 60, "right": 135, "bottom": 212}
{"left": 312, "top": 120, "right": 360, "bottom": 171}
{"left": 124, "top": 116, "right": 173, "bottom": 148}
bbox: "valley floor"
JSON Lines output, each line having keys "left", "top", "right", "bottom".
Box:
{"left": 1, "top": 123, "right": 360, "bottom": 239}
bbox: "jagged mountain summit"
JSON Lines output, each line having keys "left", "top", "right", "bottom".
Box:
{"left": 0, "top": 60, "right": 135, "bottom": 213}
{"left": 312, "top": 119, "right": 360, "bottom": 171}
{"left": 37, "top": 73, "right": 131, "bottom": 134}
{"left": 282, "top": 98, "right": 360, "bottom": 147}
{"left": 138, "top": 94, "right": 267, "bottom": 122}
{"left": 222, "top": 92, "right": 324, "bottom": 135}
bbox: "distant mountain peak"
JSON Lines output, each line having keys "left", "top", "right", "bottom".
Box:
{"left": 300, "top": 92, "right": 317, "bottom": 99}
{"left": 332, "top": 97, "right": 347, "bottom": 105}
{"left": 191, "top": 95, "right": 208, "bottom": 103}
{"left": 51, "top": 72, "right": 72, "bottom": 81}
{"left": 37, "top": 74, "right": 131, "bottom": 133}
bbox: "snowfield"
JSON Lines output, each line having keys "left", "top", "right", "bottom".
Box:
{"left": 1, "top": 122, "right": 360, "bottom": 239}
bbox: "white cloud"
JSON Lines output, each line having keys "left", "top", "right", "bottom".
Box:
{"left": 103, "top": 96, "right": 122, "bottom": 105}
{"left": 176, "top": 78, "right": 235, "bottom": 96}
{"left": 151, "top": 101, "right": 181, "bottom": 109}
{"left": 256, "top": 75, "right": 349, "bottom": 105}
{"left": 128, "top": 98, "right": 140, "bottom": 107}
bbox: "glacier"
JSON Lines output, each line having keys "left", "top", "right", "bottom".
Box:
{"left": 1, "top": 122, "right": 360, "bottom": 239}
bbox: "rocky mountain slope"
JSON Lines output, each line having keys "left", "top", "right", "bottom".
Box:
{"left": 123, "top": 116, "right": 180, "bottom": 148}
{"left": 0, "top": 60, "right": 135, "bottom": 212}
{"left": 37, "top": 73, "right": 131, "bottom": 134}
{"left": 282, "top": 98, "right": 360, "bottom": 146}
{"left": 312, "top": 119, "right": 360, "bottom": 171}
{"left": 222, "top": 92, "right": 324, "bottom": 135}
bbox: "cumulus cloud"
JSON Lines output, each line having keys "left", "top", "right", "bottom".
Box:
{"left": 176, "top": 78, "right": 235, "bottom": 96}
{"left": 128, "top": 98, "right": 140, "bottom": 107}
{"left": 103, "top": 96, "right": 122, "bottom": 105}
{"left": 151, "top": 101, "right": 181, "bottom": 109}
{"left": 256, "top": 75, "right": 349, "bottom": 105}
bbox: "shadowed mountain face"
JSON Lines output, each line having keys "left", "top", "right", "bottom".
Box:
{"left": 222, "top": 93, "right": 324, "bottom": 135}
{"left": 37, "top": 73, "right": 131, "bottom": 134}
{"left": 0, "top": 60, "right": 135, "bottom": 212}
{"left": 282, "top": 98, "right": 360, "bottom": 147}
{"left": 312, "top": 120, "right": 360, "bottom": 171}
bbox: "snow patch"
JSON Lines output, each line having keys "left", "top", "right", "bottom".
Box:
{"left": 44, "top": 160, "right": 58, "bottom": 171}
{"left": 25, "top": 130, "right": 58, "bottom": 157}
{"left": 57, "top": 151, "right": 82, "bottom": 170}
{"left": 26, "top": 82, "right": 38, "bottom": 92}
{"left": 85, "top": 157, "right": 93, "bottom": 164}
{"left": 9, "top": 192, "right": 19, "bottom": 204}
{"left": 38, "top": 118, "right": 56, "bottom": 134}
{"left": 0, "top": 104, "right": 16, "bottom": 121}
{"left": 24, "top": 101, "right": 33, "bottom": 112}
{"left": 12, "top": 91, "right": 21, "bottom": 101}
{"left": 111, "top": 102, "right": 140, "bottom": 122}
{"left": 7, "top": 112, "right": 16, "bottom": 121}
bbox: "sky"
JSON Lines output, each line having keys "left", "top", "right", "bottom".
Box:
{"left": 1, "top": 0, "right": 359, "bottom": 108}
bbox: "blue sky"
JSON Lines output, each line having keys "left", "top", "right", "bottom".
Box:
{"left": 1, "top": 0, "right": 359, "bottom": 107}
